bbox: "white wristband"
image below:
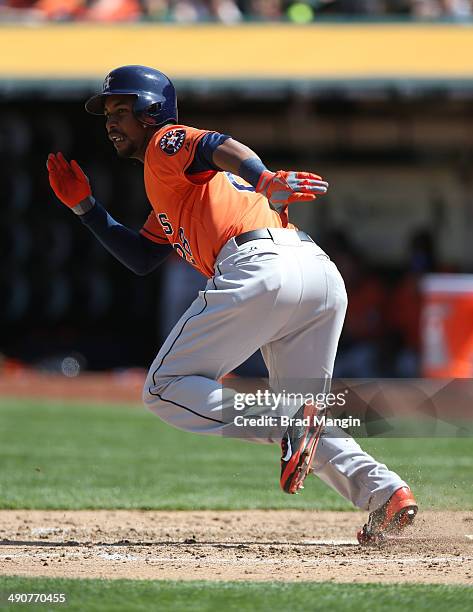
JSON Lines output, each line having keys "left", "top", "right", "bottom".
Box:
{"left": 71, "top": 196, "right": 96, "bottom": 216}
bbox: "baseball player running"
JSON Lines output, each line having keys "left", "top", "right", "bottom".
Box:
{"left": 47, "top": 65, "right": 417, "bottom": 544}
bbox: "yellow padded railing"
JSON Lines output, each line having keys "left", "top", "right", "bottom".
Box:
{"left": 1, "top": 24, "right": 473, "bottom": 80}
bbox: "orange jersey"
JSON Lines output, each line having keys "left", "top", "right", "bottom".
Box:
{"left": 140, "top": 124, "right": 294, "bottom": 278}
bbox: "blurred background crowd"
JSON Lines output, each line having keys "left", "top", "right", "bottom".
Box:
{"left": 2, "top": 9, "right": 473, "bottom": 381}
{"left": 2, "top": 87, "right": 472, "bottom": 378}
{"left": 2, "top": 0, "right": 473, "bottom": 23}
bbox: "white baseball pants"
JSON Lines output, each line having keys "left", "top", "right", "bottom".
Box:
{"left": 143, "top": 229, "right": 406, "bottom": 511}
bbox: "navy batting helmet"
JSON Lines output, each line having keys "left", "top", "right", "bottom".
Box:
{"left": 85, "top": 65, "right": 178, "bottom": 127}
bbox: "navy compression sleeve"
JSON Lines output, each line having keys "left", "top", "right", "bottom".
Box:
{"left": 188, "top": 132, "right": 269, "bottom": 187}
{"left": 79, "top": 201, "right": 173, "bottom": 276}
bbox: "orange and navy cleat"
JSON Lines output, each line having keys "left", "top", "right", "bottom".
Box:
{"left": 357, "top": 486, "right": 418, "bottom": 546}
{"left": 280, "top": 403, "right": 325, "bottom": 494}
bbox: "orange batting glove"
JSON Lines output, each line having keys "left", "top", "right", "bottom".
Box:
{"left": 47, "top": 152, "right": 92, "bottom": 208}
{"left": 255, "top": 170, "right": 328, "bottom": 206}
{"left": 256, "top": 170, "right": 328, "bottom": 227}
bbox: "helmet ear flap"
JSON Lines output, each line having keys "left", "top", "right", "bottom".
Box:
{"left": 135, "top": 102, "right": 162, "bottom": 126}
{"left": 147, "top": 102, "right": 161, "bottom": 116}
{"left": 137, "top": 113, "right": 157, "bottom": 126}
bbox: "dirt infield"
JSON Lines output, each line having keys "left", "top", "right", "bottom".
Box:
{"left": 1, "top": 510, "right": 472, "bottom": 584}
{"left": 1, "top": 373, "right": 472, "bottom": 585}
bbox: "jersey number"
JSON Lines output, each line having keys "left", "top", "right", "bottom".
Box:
{"left": 157, "top": 213, "right": 195, "bottom": 264}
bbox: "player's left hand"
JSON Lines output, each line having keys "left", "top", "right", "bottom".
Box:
{"left": 47, "top": 152, "right": 92, "bottom": 208}
{"left": 256, "top": 170, "right": 328, "bottom": 206}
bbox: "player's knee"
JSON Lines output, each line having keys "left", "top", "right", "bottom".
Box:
{"left": 142, "top": 381, "right": 154, "bottom": 408}
{"left": 142, "top": 372, "right": 170, "bottom": 407}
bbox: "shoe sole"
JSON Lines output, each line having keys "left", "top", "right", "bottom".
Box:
{"left": 280, "top": 410, "right": 324, "bottom": 494}
{"left": 357, "top": 504, "right": 418, "bottom": 546}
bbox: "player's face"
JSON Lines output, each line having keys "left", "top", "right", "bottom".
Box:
{"left": 104, "top": 95, "right": 148, "bottom": 160}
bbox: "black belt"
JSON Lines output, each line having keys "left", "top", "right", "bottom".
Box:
{"left": 235, "top": 228, "right": 314, "bottom": 247}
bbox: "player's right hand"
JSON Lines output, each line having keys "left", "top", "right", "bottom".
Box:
{"left": 47, "top": 152, "right": 92, "bottom": 208}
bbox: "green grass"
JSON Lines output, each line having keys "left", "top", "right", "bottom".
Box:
{"left": 0, "top": 398, "right": 472, "bottom": 510}
{"left": 0, "top": 578, "right": 471, "bottom": 612}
